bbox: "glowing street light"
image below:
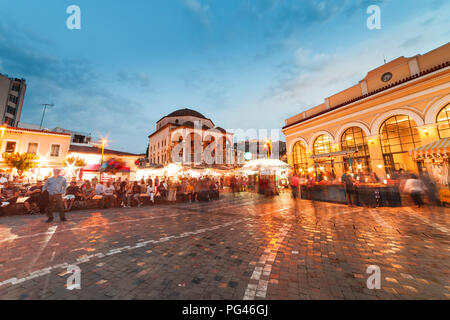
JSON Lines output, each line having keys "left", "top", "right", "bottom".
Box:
{"left": 264, "top": 139, "right": 272, "bottom": 158}
{"left": 100, "top": 138, "right": 108, "bottom": 180}
{"left": 0, "top": 126, "right": 6, "bottom": 153}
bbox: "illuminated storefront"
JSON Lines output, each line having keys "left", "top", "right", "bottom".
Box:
{"left": 283, "top": 43, "right": 450, "bottom": 179}
{"left": 292, "top": 140, "right": 308, "bottom": 175}
{"left": 379, "top": 115, "right": 422, "bottom": 173}
{"left": 341, "top": 126, "right": 371, "bottom": 173}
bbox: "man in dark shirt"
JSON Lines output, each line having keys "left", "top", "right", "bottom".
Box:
{"left": 64, "top": 181, "right": 81, "bottom": 211}
{"left": 127, "top": 181, "right": 142, "bottom": 207}
{"left": 1, "top": 182, "right": 19, "bottom": 205}
{"left": 24, "top": 181, "right": 43, "bottom": 214}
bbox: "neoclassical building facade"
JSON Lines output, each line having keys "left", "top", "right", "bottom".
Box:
{"left": 282, "top": 43, "right": 450, "bottom": 178}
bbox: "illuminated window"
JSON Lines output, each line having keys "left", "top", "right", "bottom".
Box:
{"left": 5, "top": 141, "right": 16, "bottom": 153}
{"left": 292, "top": 141, "right": 308, "bottom": 174}
{"left": 313, "top": 135, "right": 332, "bottom": 155}
{"left": 436, "top": 104, "right": 450, "bottom": 139}
{"left": 341, "top": 127, "right": 371, "bottom": 172}
{"left": 380, "top": 115, "right": 420, "bottom": 172}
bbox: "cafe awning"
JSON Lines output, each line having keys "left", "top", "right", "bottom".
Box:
{"left": 409, "top": 138, "right": 450, "bottom": 159}
{"left": 310, "top": 149, "right": 357, "bottom": 160}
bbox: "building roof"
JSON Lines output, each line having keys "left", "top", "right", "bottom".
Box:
{"left": 69, "top": 144, "right": 143, "bottom": 157}
{"left": 167, "top": 108, "right": 207, "bottom": 119}
{"left": 4, "top": 126, "right": 72, "bottom": 137}
{"left": 282, "top": 61, "right": 450, "bottom": 130}
{"left": 157, "top": 108, "right": 214, "bottom": 124}
{"left": 283, "top": 42, "right": 450, "bottom": 131}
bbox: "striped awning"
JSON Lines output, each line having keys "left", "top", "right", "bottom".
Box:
{"left": 409, "top": 138, "right": 450, "bottom": 159}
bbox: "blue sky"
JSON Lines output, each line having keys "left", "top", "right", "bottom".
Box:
{"left": 0, "top": 0, "right": 449, "bottom": 153}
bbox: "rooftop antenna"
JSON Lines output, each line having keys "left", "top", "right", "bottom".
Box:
{"left": 39, "top": 103, "right": 54, "bottom": 130}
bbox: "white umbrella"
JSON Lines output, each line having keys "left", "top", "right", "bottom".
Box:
{"left": 242, "top": 159, "right": 291, "bottom": 171}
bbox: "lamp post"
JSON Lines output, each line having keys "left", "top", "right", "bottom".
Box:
{"left": 100, "top": 139, "right": 107, "bottom": 180}
{"left": 0, "top": 126, "right": 6, "bottom": 150}
{"left": 265, "top": 139, "right": 272, "bottom": 158}
{"left": 39, "top": 104, "right": 54, "bottom": 130}
{"left": 0, "top": 126, "right": 6, "bottom": 166}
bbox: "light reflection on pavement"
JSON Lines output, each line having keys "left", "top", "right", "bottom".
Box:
{"left": 0, "top": 192, "right": 448, "bottom": 300}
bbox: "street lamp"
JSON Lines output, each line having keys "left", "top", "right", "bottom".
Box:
{"left": 0, "top": 126, "right": 6, "bottom": 154}
{"left": 39, "top": 103, "right": 54, "bottom": 130}
{"left": 100, "top": 138, "right": 108, "bottom": 180}
{"left": 265, "top": 139, "right": 272, "bottom": 158}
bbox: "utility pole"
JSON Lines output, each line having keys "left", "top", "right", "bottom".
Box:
{"left": 39, "top": 103, "right": 54, "bottom": 130}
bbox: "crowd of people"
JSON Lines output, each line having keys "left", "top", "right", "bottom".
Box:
{"left": 0, "top": 170, "right": 223, "bottom": 221}
{"left": 289, "top": 168, "right": 442, "bottom": 208}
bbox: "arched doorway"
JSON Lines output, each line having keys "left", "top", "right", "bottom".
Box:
{"left": 341, "top": 127, "right": 371, "bottom": 173}
{"left": 292, "top": 141, "right": 308, "bottom": 175}
{"left": 436, "top": 103, "right": 450, "bottom": 139}
{"left": 380, "top": 115, "right": 421, "bottom": 173}
{"left": 313, "top": 135, "right": 334, "bottom": 180}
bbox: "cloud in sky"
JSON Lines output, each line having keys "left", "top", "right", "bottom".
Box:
{"left": 117, "top": 71, "right": 152, "bottom": 89}
{"left": 215, "top": 2, "right": 450, "bottom": 133}
{"left": 183, "top": 0, "right": 211, "bottom": 26}
{"left": 0, "top": 18, "right": 152, "bottom": 153}
{"left": 242, "top": 0, "right": 385, "bottom": 37}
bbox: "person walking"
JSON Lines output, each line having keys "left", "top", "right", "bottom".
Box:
{"left": 341, "top": 170, "right": 355, "bottom": 206}
{"left": 43, "top": 169, "right": 68, "bottom": 223}
{"left": 290, "top": 174, "right": 300, "bottom": 199}
{"left": 403, "top": 174, "right": 426, "bottom": 208}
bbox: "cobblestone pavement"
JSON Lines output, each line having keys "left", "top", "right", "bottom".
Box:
{"left": 0, "top": 192, "right": 448, "bottom": 300}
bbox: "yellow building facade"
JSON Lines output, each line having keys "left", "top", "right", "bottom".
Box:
{"left": 282, "top": 43, "right": 450, "bottom": 179}
{"left": 0, "top": 126, "right": 71, "bottom": 180}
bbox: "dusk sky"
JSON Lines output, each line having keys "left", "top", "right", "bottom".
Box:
{"left": 0, "top": 0, "right": 449, "bottom": 153}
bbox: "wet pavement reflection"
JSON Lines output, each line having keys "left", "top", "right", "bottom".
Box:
{"left": 0, "top": 192, "right": 448, "bottom": 300}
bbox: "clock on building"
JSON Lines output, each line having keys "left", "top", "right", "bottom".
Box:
{"left": 381, "top": 72, "right": 393, "bottom": 82}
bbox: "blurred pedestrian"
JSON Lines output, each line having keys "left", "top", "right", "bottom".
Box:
{"left": 290, "top": 174, "right": 300, "bottom": 199}
{"left": 342, "top": 170, "right": 355, "bottom": 206}
{"left": 403, "top": 174, "right": 426, "bottom": 208}
{"left": 43, "top": 169, "right": 67, "bottom": 223}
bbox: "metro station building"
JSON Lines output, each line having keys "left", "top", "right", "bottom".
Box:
{"left": 282, "top": 43, "right": 450, "bottom": 179}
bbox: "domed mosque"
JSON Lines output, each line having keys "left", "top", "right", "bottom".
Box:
{"left": 148, "top": 108, "right": 233, "bottom": 166}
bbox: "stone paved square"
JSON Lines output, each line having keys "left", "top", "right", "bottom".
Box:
{"left": 0, "top": 193, "right": 448, "bottom": 300}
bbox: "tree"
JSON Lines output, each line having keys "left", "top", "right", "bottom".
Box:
{"left": 63, "top": 156, "right": 87, "bottom": 168}
{"left": 2, "top": 152, "right": 39, "bottom": 178}
{"left": 63, "top": 156, "right": 87, "bottom": 179}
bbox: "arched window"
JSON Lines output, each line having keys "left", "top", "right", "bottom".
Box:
{"left": 341, "top": 127, "right": 371, "bottom": 172}
{"left": 292, "top": 141, "right": 308, "bottom": 175}
{"left": 436, "top": 104, "right": 450, "bottom": 139}
{"left": 380, "top": 115, "right": 421, "bottom": 172}
{"left": 313, "top": 135, "right": 332, "bottom": 155}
